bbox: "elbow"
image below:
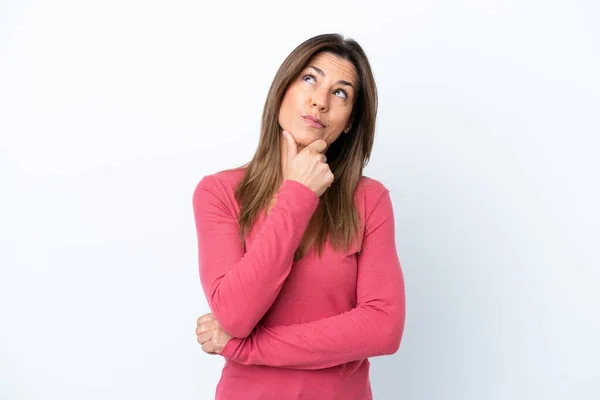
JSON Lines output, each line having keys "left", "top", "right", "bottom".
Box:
{"left": 385, "top": 326, "right": 403, "bottom": 354}
{"left": 380, "top": 323, "right": 403, "bottom": 355}
{"left": 380, "top": 309, "right": 405, "bottom": 355}
{"left": 227, "top": 325, "right": 254, "bottom": 339}
{"left": 362, "top": 299, "right": 406, "bottom": 356}
{"left": 208, "top": 287, "right": 256, "bottom": 338}
{"left": 212, "top": 312, "right": 254, "bottom": 339}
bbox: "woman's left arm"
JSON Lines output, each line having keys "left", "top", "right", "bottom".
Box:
{"left": 220, "top": 189, "right": 406, "bottom": 370}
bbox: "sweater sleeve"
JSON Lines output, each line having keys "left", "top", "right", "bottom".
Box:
{"left": 219, "top": 188, "right": 406, "bottom": 369}
{"left": 192, "top": 175, "right": 320, "bottom": 338}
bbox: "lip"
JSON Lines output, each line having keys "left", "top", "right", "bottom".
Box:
{"left": 302, "top": 115, "right": 325, "bottom": 128}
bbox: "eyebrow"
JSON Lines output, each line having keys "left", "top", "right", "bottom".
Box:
{"left": 307, "top": 65, "right": 355, "bottom": 89}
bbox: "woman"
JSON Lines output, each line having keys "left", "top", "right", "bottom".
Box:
{"left": 192, "top": 33, "right": 405, "bottom": 399}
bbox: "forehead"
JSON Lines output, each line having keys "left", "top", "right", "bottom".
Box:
{"left": 304, "top": 52, "right": 358, "bottom": 86}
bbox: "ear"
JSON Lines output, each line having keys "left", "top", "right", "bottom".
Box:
{"left": 344, "top": 123, "right": 353, "bottom": 134}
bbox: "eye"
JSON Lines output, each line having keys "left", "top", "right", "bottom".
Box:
{"left": 302, "top": 73, "right": 349, "bottom": 100}
{"left": 333, "top": 88, "right": 348, "bottom": 99}
{"left": 302, "top": 73, "right": 316, "bottom": 84}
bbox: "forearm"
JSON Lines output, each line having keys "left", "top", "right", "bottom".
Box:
{"left": 194, "top": 177, "right": 319, "bottom": 338}
{"left": 221, "top": 297, "right": 405, "bottom": 369}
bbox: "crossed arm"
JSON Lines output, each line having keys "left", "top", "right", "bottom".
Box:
{"left": 193, "top": 175, "right": 405, "bottom": 369}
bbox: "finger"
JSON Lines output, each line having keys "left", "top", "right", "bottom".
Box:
{"left": 196, "top": 320, "right": 217, "bottom": 335}
{"left": 282, "top": 130, "right": 297, "bottom": 175}
{"left": 202, "top": 340, "right": 217, "bottom": 355}
{"left": 197, "top": 313, "right": 215, "bottom": 325}
{"left": 197, "top": 330, "right": 213, "bottom": 345}
{"left": 304, "top": 139, "right": 327, "bottom": 154}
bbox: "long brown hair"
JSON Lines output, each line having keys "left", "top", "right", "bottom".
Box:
{"left": 234, "top": 33, "right": 378, "bottom": 259}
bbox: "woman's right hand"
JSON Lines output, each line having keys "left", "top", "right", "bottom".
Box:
{"left": 282, "top": 130, "right": 334, "bottom": 197}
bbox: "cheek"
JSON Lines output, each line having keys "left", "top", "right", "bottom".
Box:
{"left": 280, "top": 89, "right": 297, "bottom": 114}
{"left": 278, "top": 95, "right": 291, "bottom": 120}
{"left": 332, "top": 108, "right": 352, "bottom": 128}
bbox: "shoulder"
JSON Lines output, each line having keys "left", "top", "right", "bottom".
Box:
{"left": 355, "top": 175, "right": 390, "bottom": 211}
{"left": 192, "top": 166, "right": 247, "bottom": 210}
{"left": 194, "top": 166, "right": 246, "bottom": 194}
{"left": 351, "top": 176, "right": 394, "bottom": 251}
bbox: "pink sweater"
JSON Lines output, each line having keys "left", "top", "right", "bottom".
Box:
{"left": 192, "top": 167, "right": 405, "bottom": 400}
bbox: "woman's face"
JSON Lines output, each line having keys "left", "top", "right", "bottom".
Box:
{"left": 278, "top": 52, "right": 358, "bottom": 149}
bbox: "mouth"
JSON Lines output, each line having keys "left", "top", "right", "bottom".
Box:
{"left": 302, "top": 115, "right": 325, "bottom": 128}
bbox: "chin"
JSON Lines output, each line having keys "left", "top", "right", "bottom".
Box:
{"left": 291, "top": 127, "right": 322, "bottom": 145}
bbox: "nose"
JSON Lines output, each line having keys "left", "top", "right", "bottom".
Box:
{"left": 311, "top": 88, "right": 328, "bottom": 112}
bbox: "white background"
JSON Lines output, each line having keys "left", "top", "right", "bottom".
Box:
{"left": 1, "top": 0, "right": 598, "bottom": 399}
